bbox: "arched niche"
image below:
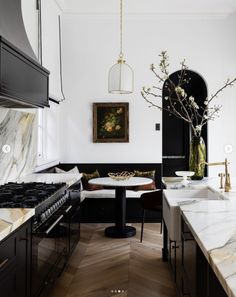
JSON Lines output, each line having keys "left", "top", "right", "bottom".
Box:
{"left": 162, "top": 69, "right": 208, "bottom": 176}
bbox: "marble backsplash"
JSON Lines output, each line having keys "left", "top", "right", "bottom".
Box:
{"left": 0, "top": 109, "right": 37, "bottom": 184}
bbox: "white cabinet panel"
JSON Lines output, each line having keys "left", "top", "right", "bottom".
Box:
{"left": 41, "top": 0, "right": 64, "bottom": 101}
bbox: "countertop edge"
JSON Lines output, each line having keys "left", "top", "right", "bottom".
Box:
{"left": 0, "top": 208, "right": 35, "bottom": 243}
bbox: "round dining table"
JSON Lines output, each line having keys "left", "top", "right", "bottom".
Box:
{"left": 89, "top": 176, "right": 153, "bottom": 238}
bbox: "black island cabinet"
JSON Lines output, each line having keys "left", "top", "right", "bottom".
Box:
{"left": 181, "top": 217, "right": 228, "bottom": 297}
{"left": 163, "top": 217, "right": 228, "bottom": 297}
{"left": 0, "top": 220, "right": 31, "bottom": 297}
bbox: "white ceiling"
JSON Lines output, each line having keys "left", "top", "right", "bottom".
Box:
{"left": 56, "top": 0, "right": 236, "bottom": 15}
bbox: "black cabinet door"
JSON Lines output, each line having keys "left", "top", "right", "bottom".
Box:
{"left": 182, "top": 219, "right": 197, "bottom": 297}
{"left": 181, "top": 217, "right": 228, "bottom": 297}
{"left": 175, "top": 241, "right": 182, "bottom": 295}
{"left": 0, "top": 221, "right": 31, "bottom": 297}
{"left": 0, "top": 265, "right": 17, "bottom": 297}
{"left": 16, "top": 221, "right": 31, "bottom": 297}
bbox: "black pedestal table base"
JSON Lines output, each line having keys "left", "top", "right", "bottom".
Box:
{"left": 105, "top": 226, "right": 136, "bottom": 238}
{"left": 105, "top": 186, "right": 136, "bottom": 238}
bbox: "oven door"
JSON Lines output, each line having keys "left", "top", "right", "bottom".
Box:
{"left": 31, "top": 212, "right": 68, "bottom": 297}
{"left": 60, "top": 203, "right": 80, "bottom": 255}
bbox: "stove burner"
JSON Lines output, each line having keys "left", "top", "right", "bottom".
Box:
{"left": 0, "top": 182, "right": 67, "bottom": 208}
{"left": 0, "top": 191, "right": 13, "bottom": 200}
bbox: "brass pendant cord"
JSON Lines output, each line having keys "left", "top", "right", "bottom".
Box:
{"left": 119, "top": 0, "right": 123, "bottom": 59}
{"left": 108, "top": 0, "right": 133, "bottom": 94}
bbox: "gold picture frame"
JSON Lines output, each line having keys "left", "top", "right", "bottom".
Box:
{"left": 93, "top": 102, "right": 129, "bottom": 143}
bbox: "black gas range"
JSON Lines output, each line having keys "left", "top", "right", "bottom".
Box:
{"left": 0, "top": 182, "right": 69, "bottom": 226}
{"left": 0, "top": 181, "right": 80, "bottom": 297}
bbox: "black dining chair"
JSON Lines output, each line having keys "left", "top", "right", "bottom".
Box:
{"left": 140, "top": 190, "right": 163, "bottom": 242}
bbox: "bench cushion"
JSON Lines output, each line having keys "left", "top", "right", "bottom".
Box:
{"left": 80, "top": 189, "right": 161, "bottom": 202}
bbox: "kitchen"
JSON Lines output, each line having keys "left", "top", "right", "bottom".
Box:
{"left": 0, "top": 0, "right": 236, "bottom": 297}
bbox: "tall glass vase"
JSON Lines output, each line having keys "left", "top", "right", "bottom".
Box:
{"left": 189, "top": 136, "right": 206, "bottom": 180}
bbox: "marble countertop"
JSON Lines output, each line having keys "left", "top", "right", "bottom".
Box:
{"left": 179, "top": 184, "right": 236, "bottom": 297}
{"left": 0, "top": 208, "right": 35, "bottom": 242}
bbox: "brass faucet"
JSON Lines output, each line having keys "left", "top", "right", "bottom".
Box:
{"left": 218, "top": 173, "right": 225, "bottom": 189}
{"left": 203, "top": 158, "right": 231, "bottom": 192}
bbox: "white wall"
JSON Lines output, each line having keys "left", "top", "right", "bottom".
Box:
{"left": 59, "top": 13, "right": 236, "bottom": 175}
{"left": 21, "top": 0, "right": 39, "bottom": 57}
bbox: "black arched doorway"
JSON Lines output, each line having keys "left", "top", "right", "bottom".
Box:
{"left": 162, "top": 70, "right": 208, "bottom": 176}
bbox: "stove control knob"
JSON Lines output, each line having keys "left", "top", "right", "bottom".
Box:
{"left": 40, "top": 213, "right": 46, "bottom": 221}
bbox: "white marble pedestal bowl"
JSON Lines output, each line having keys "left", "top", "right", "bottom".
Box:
{"left": 175, "top": 171, "right": 195, "bottom": 186}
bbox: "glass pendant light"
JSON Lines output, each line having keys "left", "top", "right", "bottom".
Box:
{"left": 108, "top": 0, "right": 134, "bottom": 94}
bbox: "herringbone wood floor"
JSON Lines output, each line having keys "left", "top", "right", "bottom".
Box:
{"left": 49, "top": 223, "right": 176, "bottom": 297}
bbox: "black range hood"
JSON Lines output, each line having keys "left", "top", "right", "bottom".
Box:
{"left": 0, "top": 0, "right": 49, "bottom": 108}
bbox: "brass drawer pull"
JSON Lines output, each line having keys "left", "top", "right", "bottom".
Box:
{"left": 0, "top": 258, "right": 9, "bottom": 269}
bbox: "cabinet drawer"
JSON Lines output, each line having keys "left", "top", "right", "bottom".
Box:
{"left": 0, "top": 235, "right": 17, "bottom": 271}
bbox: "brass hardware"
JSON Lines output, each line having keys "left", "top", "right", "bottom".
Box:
{"left": 117, "top": 56, "right": 126, "bottom": 64}
{"left": 202, "top": 158, "right": 231, "bottom": 192}
{"left": 0, "top": 258, "right": 9, "bottom": 269}
{"left": 218, "top": 173, "right": 225, "bottom": 189}
{"left": 227, "top": 173, "right": 231, "bottom": 192}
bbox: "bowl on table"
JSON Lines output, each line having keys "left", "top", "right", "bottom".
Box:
{"left": 108, "top": 171, "right": 135, "bottom": 181}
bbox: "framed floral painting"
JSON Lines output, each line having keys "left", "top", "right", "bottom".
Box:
{"left": 93, "top": 102, "right": 129, "bottom": 142}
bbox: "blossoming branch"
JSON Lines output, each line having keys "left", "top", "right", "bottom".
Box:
{"left": 141, "top": 51, "right": 236, "bottom": 137}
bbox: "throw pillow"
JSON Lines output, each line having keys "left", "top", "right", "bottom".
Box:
{"left": 134, "top": 170, "right": 156, "bottom": 191}
{"left": 55, "top": 167, "right": 65, "bottom": 173}
{"left": 55, "top": 166, "right": 80, "bottom": 174}
{"left": 68, "top": 166, "right": 80, "bottom": 174}
{"left": 82, "top": 170, "right": 103, "bottom": 191}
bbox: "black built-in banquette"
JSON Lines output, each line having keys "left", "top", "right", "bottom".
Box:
{"left": 40, "top": 163, "right": 163, "bottom": 223}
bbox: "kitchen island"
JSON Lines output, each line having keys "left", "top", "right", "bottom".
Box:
{"left": 180, "top": 199, "right": 236, "bottom": 297}
{"left": 163, "top": 177, "right": 236, "bottom": 297}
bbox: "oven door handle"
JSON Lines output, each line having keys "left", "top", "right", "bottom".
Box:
{"left": 0, "top": 258, "right": 9, "bottom": 269}
{"left": 64, "top": 205, "right": 72, "bottom": 213}
{"left": 33, "top": 214, "right": 64, "bottom": 235}
{"left": 45, "top": 215, "right": 64, "bottom": 235}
